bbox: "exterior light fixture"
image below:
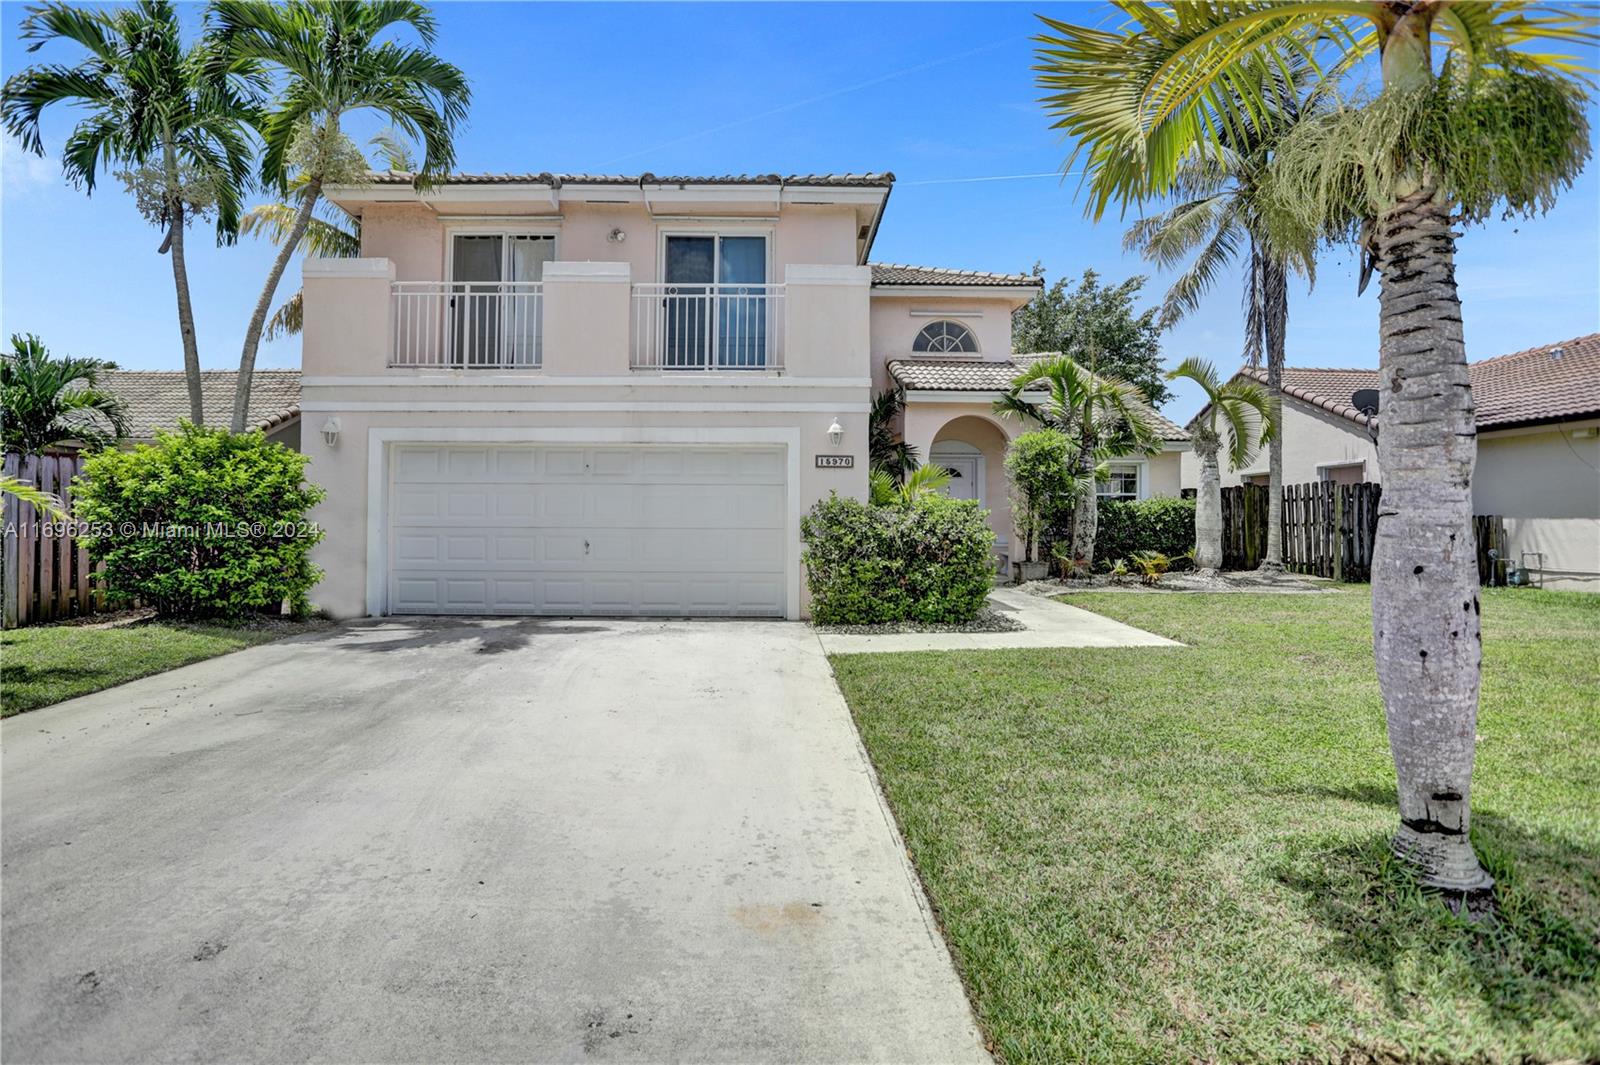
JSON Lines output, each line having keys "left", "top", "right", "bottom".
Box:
{"left": 606, "top": 227, "right": 626, "bottom": 243}
{"left": 827, "top": 419, "right": 844, "bottom": 447}
{"left": 321, "top": 417, "right": 342, "bottom": 448}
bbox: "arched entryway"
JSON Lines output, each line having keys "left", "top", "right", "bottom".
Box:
{"left": 927, "top": 414, "right": 1016, "bottom": 571}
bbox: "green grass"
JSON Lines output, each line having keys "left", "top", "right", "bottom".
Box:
{"left": 830, "top": 588, "right": 1600, "bottom": 1064}
{"left": 2, "top": 617, "right": 325, "bottom": 717}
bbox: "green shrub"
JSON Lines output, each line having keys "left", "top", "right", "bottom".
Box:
{"left": 801, "top": 492, "right": 996, "bottom": 624}
{"left": 1095, "top": 497, "right": 1195, "bottom": 564}
{"left": 1004, "top": 429, "right": 1078, "bottom": 563}
{"left": 74, "top": 424, "right": 326, "bottom": 618}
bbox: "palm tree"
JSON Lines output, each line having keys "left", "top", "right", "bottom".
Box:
{"left": 1035, "top": 1, "right": 1594, "bottom": 896}
{"left": 997, "top": 355, "right": 1159, "bottom": 574}
{"left": 2, "top": 0, "right": 261, "bottom": 426}
{"left": 238, "top": 130, "right": 411, "bottom": 340}
{"left": 1, "top": 334, "right": 129, "bottom": 454}
{"left": 208, "top": 0, "right": 471, "bottom": 431}
{"left": 1166, "top": 357, "right": 1274, "bottom": 571}
{"left": 1123, "top": 64, "right": 1323, "bottom": 572}
{"left": 0, "top": 475, "right": 69, "bottom": 522}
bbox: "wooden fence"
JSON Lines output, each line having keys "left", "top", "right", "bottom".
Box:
{"left": 2, "top": 451, "right": 104, "bottom": 628}
{"left": 1221, "top": 480, "right": 1506, "bottom": 586}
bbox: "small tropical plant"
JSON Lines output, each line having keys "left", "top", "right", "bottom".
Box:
{"left": 1128, "top": 549, "right": 1171, "bottom": 585}
{"left": 209, "top": 0, "right": 471, "bottom": 430}
{"left": 868, "top": 464, "right": 951, "bottom": 507}
{"left": 0, "top": 334, "right": 129, "bottom": 454}
{"left": 1166, "top": 357, "right": 1273, "bottom": 572}
{"left": 998, "top": 355, "right": 1159, "bottom": 574}
{"left": 2, "top": 0, "right": 262, "bottom": 426}
{"left": 868, "top": 387, "right": 919, "bottom": 484}
{"left": 0, "top": 475, "right": 68, "bottom": 522}
{"left": 1107, "top": 556, "right": 1130, "bottom": 578}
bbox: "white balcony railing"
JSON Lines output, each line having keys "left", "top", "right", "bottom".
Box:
{"left": 630, "top": 284, "right": 784, "bottom": 371}
{"left": 391, "top": 281, "right": 543, "bottom": 368}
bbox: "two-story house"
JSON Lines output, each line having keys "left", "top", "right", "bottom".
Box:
{"left": 300, "top": 171, "right": 1189, "bottom": 619}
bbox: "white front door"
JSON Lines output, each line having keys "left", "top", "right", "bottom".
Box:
{"left": 386, "top": 444, "right": 787, "bottom": 616}
{"left": 930, "top": 442, "right": 983, "bottom": 503}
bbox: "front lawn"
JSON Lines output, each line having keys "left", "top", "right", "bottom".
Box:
{"left": 2, "top": 616, "right": 327, "bottom": 717}
{"left": 830, "top": 588, "right": 1599, "bottom": 1063}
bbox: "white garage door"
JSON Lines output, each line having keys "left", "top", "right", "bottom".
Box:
{"left": 386, "top": 444, "right": 787, "bottom": 616}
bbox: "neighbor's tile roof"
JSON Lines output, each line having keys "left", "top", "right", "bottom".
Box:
{"left": 870, "top": 263, "right": 1041, "bottom": 287}
{"left": 101, "top": 370, "right": 300, "bottom": 438}
{"left": 887, "top": 357, "right": 1188, "bottom": 441}
{"left": 1235, "top": 333, "right": 1600, "bottom": 430}
{"left": 365, "top": 171, "right": 896, "bottom": 188}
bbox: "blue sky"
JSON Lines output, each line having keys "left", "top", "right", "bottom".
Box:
{"left": 3, "top": 1, "right": 1597, "bottom": 421}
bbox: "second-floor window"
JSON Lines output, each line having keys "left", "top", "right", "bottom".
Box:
{"left": 661, "top": 234, "right": 770, "bottom": 369}
{"left": 913, "top": 320, "right": 978, "bottom": 354}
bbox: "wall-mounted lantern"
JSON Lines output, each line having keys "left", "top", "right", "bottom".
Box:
{"left": 321, "top": 417, "right": 342, "bottom": 448}
{"left": 827, "top": 419, "right": 844, "bottom": 448}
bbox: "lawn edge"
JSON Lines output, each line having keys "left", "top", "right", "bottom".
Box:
{"left": 822, "top": 645, "right": 1006, "bottom": 1065}
{"left": 0, "top": 619, "right": 336, "bottom": 719}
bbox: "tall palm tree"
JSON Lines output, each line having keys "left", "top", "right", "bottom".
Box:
{"left": 1123, "top": 64, "right": 1323, "bottom": 572}
{"left": 867, "top": 387, "right": 919, "bottom": 485}
{"left": 997, "top": 355, "right": 1159, "bottom": 574}
{"left": 1166, "top": 357, "right": 1274, "bottom": 571}
{"left": 1, "top": 334, "right": 129, "bottom": 454}
{"left": 2, "top": 0, "right": 261, "bottom": 426}
{"left": 208, "top": 0, "right": 471, "bottom": 431}
{"left": 238, "top": 130, "right": 412, "bottom": 340}
{"left": 1035, "top": 1, "right": 1595, "bottom": 896}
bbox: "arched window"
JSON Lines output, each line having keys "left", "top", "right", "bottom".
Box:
{"left": 912, "top": 320, "right": 978, "bottom": 354}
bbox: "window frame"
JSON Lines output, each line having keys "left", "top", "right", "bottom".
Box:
{"left": 443, "top": 223, "right": 561, "bottom": 284}
{"left": 1097, "top": 460, "right": 1146, "bottom": 502}
{"left": 911, "top": 319, "right": 980, "bottom": 356}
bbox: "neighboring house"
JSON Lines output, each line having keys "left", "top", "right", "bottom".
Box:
{"left": 101, "top": 370, "right": 302, "bottom": 448}
{"left": 299, "top": 170, "right": 1190, "bottom": 620}
{"left": 1179, "top": 334, "right": 1600, "bottom": 590}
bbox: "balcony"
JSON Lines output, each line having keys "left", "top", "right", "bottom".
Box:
{"left": 630, "top": 284, "right": 784, "bottom": 372}
{"left": 390, "top": 281, "right": 544, "bottom": 369}
{"left": 303, "top": 258, "right": 867, "bottom": 380}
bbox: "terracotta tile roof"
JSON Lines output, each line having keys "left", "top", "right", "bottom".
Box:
{"left": 365, "top": 171, "right": 896, "bottom": 188}
{"left": 101, "top": 370, "right": 300, "bottom": 439}
{"left": 887, "top": 357, "right": 1188, "bottom": 441}
{"left": 1233, "top": 333, "right": 1600, "bottom": 430}
{"left": 870, "top": 263, "right": 1041, "bottom": 287}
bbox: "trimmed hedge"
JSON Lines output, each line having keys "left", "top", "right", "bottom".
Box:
{"left": 801, "top": 493, "right": 995, "bottom": 624}
{"left": 1094, "top": 497, "right": 1196, "bottom": 564}
{"left": 74, "top": 424, "right": 326, "bottom": 618}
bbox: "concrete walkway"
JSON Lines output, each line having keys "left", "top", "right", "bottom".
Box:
{"left": 2, "top": 618, "right": 989, "bottom": 1064}
{"left": 816, "top": 587, "right": 1182, "bottom": 655}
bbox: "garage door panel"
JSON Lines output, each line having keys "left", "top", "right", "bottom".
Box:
{"left": 389, "top": 444, "right": 786, "bottom": 616}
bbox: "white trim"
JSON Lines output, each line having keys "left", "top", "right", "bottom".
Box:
{"left": 871, "top": 284, "right": 1039, "bottom": 301}
{"left": 303, "top": 257, "right": 394, "bottom": 279}
{"left": 542, "top": 260, "right": 630, "bottom": 283}
{"left": 908, "top": 308, "right": 985, "bottom": 318}
{"left": 300, "top": 374, "right": 871, "bottom": 389}
{"left": 1097, "top": 459, "right": 1148, "bottom": 502}
{"left": 651, "top": 214, "right": 780, "bottom": 224}
{"left": 1317, "top": 459, "right": 1368, "bottom": 481}
{"left": 364, "top": 426, "right": 804, "bottom": 621}
{"left": 784, "top": 264, "right": 872, "bottom": 286}
{"left": 305, "top": 400, "right": 868, "bottom": 413}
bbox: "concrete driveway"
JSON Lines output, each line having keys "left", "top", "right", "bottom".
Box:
{"left": 2, "top": 618, "right": 989, "bottom": 1064}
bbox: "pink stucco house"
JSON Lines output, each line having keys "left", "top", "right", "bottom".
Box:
{"left": 299, "top": 171, "right": 1189, "bottom": 619}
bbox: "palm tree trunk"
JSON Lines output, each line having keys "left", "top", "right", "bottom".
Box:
{"left": 1259, "top": 258, "right": 1286, "bottom": 571}
{"left": 1192, "top": 428, "right": 1222, "bottom": 572}
{"left": 1371, "top": 185, "right": 1491, "bottom": 895}
{"left": 166, "top": 201, "right": 206, "bottom": 427}
{"left": 232, "top": 174, "right": 323, "bottom": 432}
{"left": 1070, "top": 430, "right": 1098, "bottom": 574}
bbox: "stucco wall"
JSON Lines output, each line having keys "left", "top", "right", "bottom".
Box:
{"left": 356, "top": 201, "right": 858, "bottom": 286}
{"left": 1473, "top": 421, "right": 1600, "bottom": 519}
{"left": 868, "top": 297, "right": 1019, "bottom": 393}
{"left": 1182, "top": 397, "right": 1377, "bottom": 489}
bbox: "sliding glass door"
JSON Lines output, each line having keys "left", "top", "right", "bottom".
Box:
{"left": 450, "top": 233, "right": 553, "bottom": 367}
{"left": 662, "top": 234, "right": 768, "bottom": 369}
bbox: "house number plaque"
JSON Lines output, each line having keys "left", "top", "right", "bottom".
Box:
{"left": 815, "top": 454, "right": 854, "bottom": 469}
